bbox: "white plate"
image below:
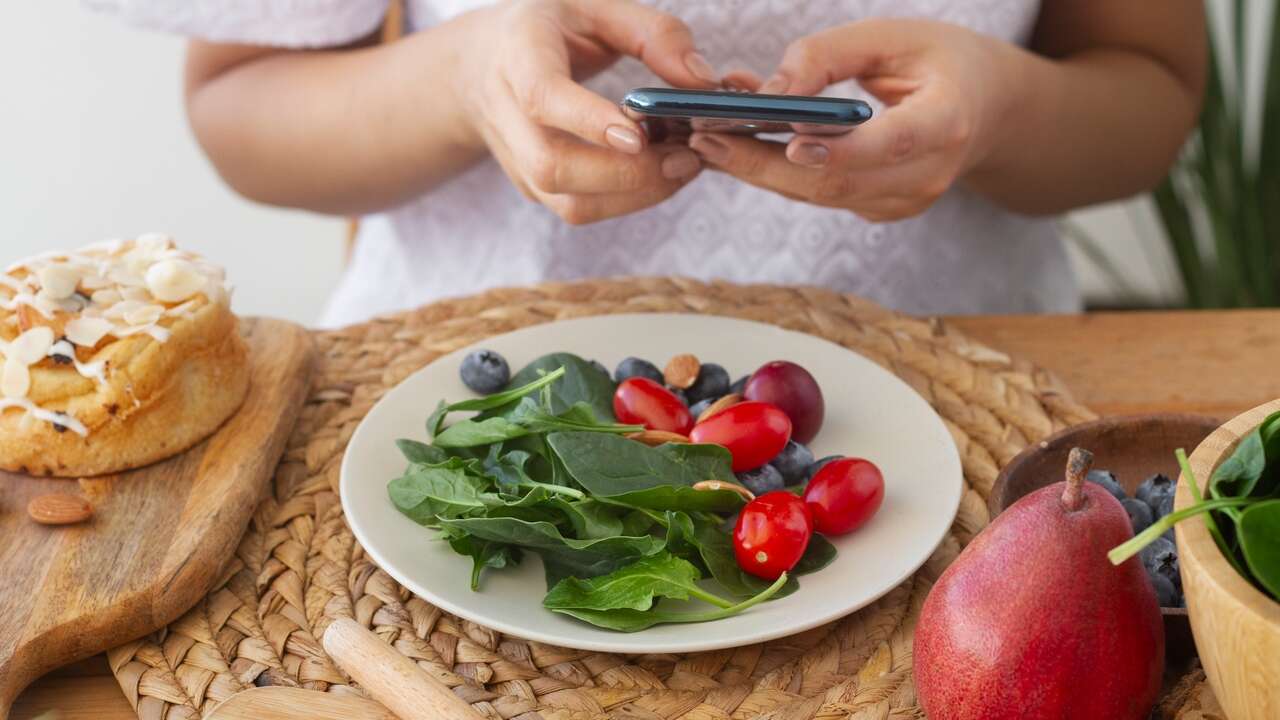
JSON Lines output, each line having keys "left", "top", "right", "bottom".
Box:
{"left": 340, "top": 313, "right": 962, "bottom": 654}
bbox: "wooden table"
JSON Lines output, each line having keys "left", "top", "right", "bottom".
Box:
{"left": 13, "top": 309, "right": 1280, "bottom": 720}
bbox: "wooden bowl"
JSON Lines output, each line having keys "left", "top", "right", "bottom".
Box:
{"left": 1180, "top": 399, "right": 1280, "bottom": 720}
{"left": 990, "top": 413, "right": 1221, "bottom": 666}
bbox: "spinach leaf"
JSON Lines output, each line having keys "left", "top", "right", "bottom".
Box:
{"left": 434, "top": 416, "right": 530, "bottom": 448}
{"left": 543, "top": 552, "right": 734, "bottom": 611}
{"left": 388, "top": 465, "right": 499, "bottom": 525}
{"left": 507, "top": 397, "right": 641, "bottom": 435}
{"left": 663, "top": 511, "right": 799, "bottom": 599}
{"left": 1212, "top": 411, "right": 1280, "bottom": 499}
{"left": 438, "top": 516, "right": 666, "bottom": 584}
{"left": 548, "top": 572, "right": 788, "bottom": 632}
{"left": 654, "top": 443, "right": 737, "bottom": 483}
{"left": 547, "top": 432, "right": 746, "bottom": 512}
{"left": 621, "top": 510, "right": 658, "bottom": 536}
{"left": 504, "top": 353, "right": 617, "bottom": 421}
{"left": 547, "top": 498, "right": 625, "bottom": 539}
{"left": 447, "top": 535, "right": 522, "bottom": 591}
{"left": 1239, "top": 500, "right": 1280, "bottom": 600}
{"left": 795, "top": 534, "right": 838, "bottom": 575}
{"left": 396, "top": 439, "right": 449, "bottom": 465}
{"left": 427, "top": 366, "right": 566, "bottom": 437}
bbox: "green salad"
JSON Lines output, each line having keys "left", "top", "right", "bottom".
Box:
{"left": 388, "top": 352, "right": 836, "bottom": 631}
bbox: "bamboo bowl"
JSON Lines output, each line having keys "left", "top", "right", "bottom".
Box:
{"left": 1180, "top": 399, "right": 1280, "bottom": 720}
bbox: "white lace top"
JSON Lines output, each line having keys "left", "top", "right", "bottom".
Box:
{"left": 91, "top": 0, "right": 1080, "bottom": 327}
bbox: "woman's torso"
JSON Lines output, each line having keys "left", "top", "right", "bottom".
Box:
{"left": 324, "top": 0, "right": 1079, "bottom": 327}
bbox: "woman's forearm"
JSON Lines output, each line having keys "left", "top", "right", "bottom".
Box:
{"left": 184, "top": 10, "right": 490, "bottom": 215}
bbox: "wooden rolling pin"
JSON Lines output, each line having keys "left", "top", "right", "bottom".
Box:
{"left": 322, "top": 617, "right": 487, "bottom": 720}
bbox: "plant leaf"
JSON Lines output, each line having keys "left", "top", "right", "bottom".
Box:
{"left": 653, "top": 443, "right": 738, "bottom": 483}
{"left": 503, "top": 353, "right": 617, "bottom": 421}
{"left": 549, "top": 572, "right": 788, "bottom": 632}
{"left": 427, "top": 366, "right": 567, "bottom": 437}
{"left": 1239, "top": 500, "right": 1280, "bottom": 600}
{"left": 388, "top": 465, "right": 499, "bottom": 525}
{"left": 447, "top": 535, "right": 522, "bottom": 591}
{"left": 547, "top": 498, "right": 625, "bottom": 539}
{"left": 543, "top": 552, "right": 731, "bottom": 611}
{"left": 434, "top": 416, "right": 531, "bottom": 448}
{"left": 396, "top": 438, "right": 449, "bottom": 465}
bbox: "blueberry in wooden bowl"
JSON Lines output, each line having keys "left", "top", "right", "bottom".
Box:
{"left": 989, "top": 413, "right": 1221, "bottom": 666}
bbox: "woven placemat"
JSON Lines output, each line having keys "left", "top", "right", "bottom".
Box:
{"left": 104, "top": 278, "right": 1217, "bottom": 719}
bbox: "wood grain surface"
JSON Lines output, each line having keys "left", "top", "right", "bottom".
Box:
{"left": 9, "top": 309, "right": 1280, "bottom": 720}
{"left": 1180, "top": 398, "right": 1280, "bottom": 720}
{"left": 0, "top": 318, "right": 314, "bottom": 719}
{"left": 206, "top": 688, "right": 396, "bottom": 720}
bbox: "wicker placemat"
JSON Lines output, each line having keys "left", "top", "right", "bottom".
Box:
{"left": 104, "top": 278, "right": 1216, "bottom": 719}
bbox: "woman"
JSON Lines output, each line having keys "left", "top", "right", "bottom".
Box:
{"left": 90, "top": 0, "right": 1204, "bottom": 326}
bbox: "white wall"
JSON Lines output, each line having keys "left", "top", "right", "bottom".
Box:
{"left": 2, "top": 2, "right": 1260, "bottom": 320}
{"left": 0, "top": 2, "right": 345, "bottom": 326}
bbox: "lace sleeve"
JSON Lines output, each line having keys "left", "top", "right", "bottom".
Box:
{"left": 83, "top": 0, "right": 391, "bottom": 48}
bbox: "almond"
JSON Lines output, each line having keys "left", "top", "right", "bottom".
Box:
{"left": 697, "top": 393, "right": 743, "bottom": 424}
{"left": 692, "top": 480, "right": 756, "bottom": 502}
{"left": 28, "top": 493, "right": 93, "bottom": 525}
{"left": 626, "top": 429, "right": 691, "bottom": 447}
{"left": 664, "top": 354, "right": 700, "bottom": 389}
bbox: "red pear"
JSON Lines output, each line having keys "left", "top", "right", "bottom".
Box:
{"left": 914, "top": 448, "right": 1164, "bottom": 720}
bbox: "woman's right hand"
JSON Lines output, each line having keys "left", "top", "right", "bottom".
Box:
{"left": 454, "top": 0, "right": 718, "bottom": 224}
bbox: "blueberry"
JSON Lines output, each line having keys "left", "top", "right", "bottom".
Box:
{"left": 1121, "top": 498, "right": 1154, "bottom": 534}
{"left": 1136, "top": 473, "right": 1176, "bottom": 511}
{"left": 668, "top": 386, "right": 690, "bottom": 406}
{"left": 689, "top": 397, "right": 716, "bottom": 419}
{"left": 804, "top": 455, "right": 843, "bottom": 482}
{"left": 589, "top": 359, "right": 610, "bottom": 378}
{"left": 459, "top": 349, "right": 510, "bottom": 394}
{"left": 686, "top": 363, "right": 731, "bottom": 403}
{"left": 737, "top": 464, "right": 785, "bottom": 496}
{"left": 729, "top": 375, "right": 749, "bottom": 396}
{"left": 614, "top": 357, "right": 663, "bottom": 384}
{"left": 1155, "top": 492, "right": 1175, "bottom": 520}
{"left": 1149, "top": 573, "right": 1180, "bottom": 608}
{"left": 1139, "top": 536, "right": 1181, "bottom": 590}
{"left": 769, "top": 441, "right": 815, "bottom": 486}
{"left": 1086, "top": 469, "right": 1126, "bottom": 501}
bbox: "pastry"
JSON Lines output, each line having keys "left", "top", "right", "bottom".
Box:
{"left": 0, "top": 234, "right": 249, "bottom": 476}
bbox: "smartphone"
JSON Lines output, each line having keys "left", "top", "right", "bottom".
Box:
{"left": 621, "top": 87, "right": 872, "bottom": 137}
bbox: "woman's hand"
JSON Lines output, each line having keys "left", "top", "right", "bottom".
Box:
{"left": 457, "top": 0, "right": 719, "bottom": 224}
{"left": 689, "top": 19, "right": 1013, "bottom": 222}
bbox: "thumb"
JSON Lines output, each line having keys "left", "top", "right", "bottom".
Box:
{"left": 570, "top": 0, "right": 720, "bottom": 88}
{"left": 759, "top": 19, "right": 920, "bottom": 96}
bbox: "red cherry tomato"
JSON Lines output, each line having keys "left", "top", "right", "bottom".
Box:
{"left": 613, "top": 377, "right": 694, "bottom": 434}
{"left": 803, "top": 457, "right": 885, "bottom": 535}
{"left": 689, "top": 401, "right": 792, "bottom": 472}
{"left": 733, "top": 491, "right": 814, "bottom": 580}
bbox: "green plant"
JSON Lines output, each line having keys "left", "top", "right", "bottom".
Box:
{"left": 1154, "top": 1, "right": 1280, "bottom": 307}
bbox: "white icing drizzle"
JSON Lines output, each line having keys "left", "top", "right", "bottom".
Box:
{"left": 1, "top": 234, "right": 228, "bottom": 435}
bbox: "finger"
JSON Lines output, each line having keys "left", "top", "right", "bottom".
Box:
{"left": 544, "top": 174, "right": 699, "bottom": 225}
{"left": 787, "top": 91, "right": 968, "bottom": 171}
{"left": 722, "top": 69, "right": 764, "bottom": 92}
{"left": 689, "top": 132, "right": 823, "bottom": 201}
{"left": 504, "top": 23, "right": 646, "bottom": 153}
{"left": 534, "top": 135, "right": 703, "bottom": 194}
{"left": 760, "top": 19, "right": 918, "bottom": 95}
{"left": 570, "top": 0, "right": 720, "bottom": 88}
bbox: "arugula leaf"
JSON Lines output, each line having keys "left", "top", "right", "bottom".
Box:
{"left": 503, "top": 353, "right": 617, "bottom": 421}
{"left": 544, "top": 552, "right": 735, "bottom": 611}
{"left": 549, "top": 572, "right": 788, "bottom": 632}
{"left": 447, "top": 535, "right": 522, "bottom": 591}
{"left": 1239, "top": 500, "right": 1280, "bottom": 599}
{"left": 388, "top": 465, "right": 499, "bottom": 525}
{"left": 427, "top": 366, "right": 566, "bottom": 437}
{"left": 547, "top": 432, "right": 746, "bottom": 512}
{"left": 396, "top": 439, "right": 449, "bottom": 465}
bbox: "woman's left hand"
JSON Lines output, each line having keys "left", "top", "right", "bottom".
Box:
{"left": 690, "top": 19, "right": 1015, "bottom": 222}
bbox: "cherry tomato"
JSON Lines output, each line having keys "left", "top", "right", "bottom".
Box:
{"left": 733, "top": 491, "right": 814, "bottom": 580}
{"left": 689, "top": 401, "right": 792, "bottom": 472}
{"left": 613, "top": 377, "right": 694, "bottom": 435}
{"left": 802, "top": 457, "right": 885, "bottom": 535}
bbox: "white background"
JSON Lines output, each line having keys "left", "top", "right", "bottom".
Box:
{"left": 1, "top": 1, "right": 1263, "bottom": 325}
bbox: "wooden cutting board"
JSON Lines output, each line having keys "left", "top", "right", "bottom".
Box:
{"left": 0, "top": 318, "right": 314, "bottom": 719}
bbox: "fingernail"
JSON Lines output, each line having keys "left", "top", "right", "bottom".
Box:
{"left": 606, "top": 125, "right": 643, "bottom": 154}
{"left": 758, "top": 75, "right": 789, "bottom": 95}
{"left": 689, "top": 134, "right": 729, "bottom": 165}
{"left": 662, "top": 150, "right": 701, "bottom": 179}
{"left": 789, "top": 142, "right": 829, "bottom": 167}
{"left": 684, "top": 52, "right": 719, "bottom": 84}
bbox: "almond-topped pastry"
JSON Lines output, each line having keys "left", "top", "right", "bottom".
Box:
{"left": 0, "top": 234, "right": 249, "bottom": 476}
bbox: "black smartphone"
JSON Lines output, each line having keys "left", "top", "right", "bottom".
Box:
{"left": 621, "top": 87, "right": 872, "bottom": 137}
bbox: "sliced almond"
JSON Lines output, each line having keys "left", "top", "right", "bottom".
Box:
{"left": 626, "top": 429, "right": 691, "bottom": 447}
{"left": 36, "top": 264, "right": 80, "bottom": 300}
{"left": 123, "top": 303, "right": 164, "bottom": 327}
{"left": 664, "top": 354, "right": 700, "bottom": 389}
{"left": 697, "top": 393, "right": 743, "bottom": 424}
{"left": 27, "top": 493, "right": 93, "bottom": 525}
{"left": 90, "top": 288, "right": 122, "bottom": 307}
{"left": 146, "top": 259, "right": 205, "bottom": 303}
{"left": 8, "top": 326, "right": 55, "bottom": 365}
{"left": 2, "top": 357, "right": 30, "bottom": 398}
{"left": 692, "top": 480, "right": 755, "bottom": 502}
{"left": 65, "top": 316, "right": 114, "bottom": 348}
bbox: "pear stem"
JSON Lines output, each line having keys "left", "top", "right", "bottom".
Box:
{"left": 1061, "top": 447, "right": 1094, "bottom": 511}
